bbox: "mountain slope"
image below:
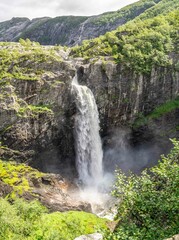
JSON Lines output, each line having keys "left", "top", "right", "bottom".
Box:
{"left": 71, "top": 0, "right": 179, "bottom": 74}
{"left": 0, "top": 0, "right": 163, "bottom": 46}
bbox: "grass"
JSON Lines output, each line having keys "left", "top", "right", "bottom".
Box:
{"left": 17, "top": 105, "right": 53, "bottom": 118}
{"left": 133, "top": 97, "right": 179, "bottom": 128}
{"left": 149, "top": 98, "right": 179, "bottom": 118}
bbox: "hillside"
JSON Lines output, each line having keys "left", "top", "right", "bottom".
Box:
{"left": 71, "top": 1, "right": 179, "bottom": 74}
{"left": 0, "top": 0, "right": 164, "bottom": 46}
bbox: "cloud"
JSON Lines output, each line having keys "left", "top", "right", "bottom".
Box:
{"left": 0, "top": 0, "right": 138, "bottom": 22}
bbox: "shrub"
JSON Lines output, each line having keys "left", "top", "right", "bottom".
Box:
{"left": 105, "top": 139, "right": 179, "bottom": 239}
{"left": 0, "top": 198, "right": 108, "bottom": 240}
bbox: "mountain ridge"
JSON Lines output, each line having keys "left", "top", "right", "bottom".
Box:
{"left": 0, "top": 0, "right": 164, "bottom": 46}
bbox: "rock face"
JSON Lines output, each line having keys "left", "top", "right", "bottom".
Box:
{"left": 0, "top": 43, "right": 179, "bottom": 175}
{"left": 76, "top": 60, "right": 179, "bottom": 127}
{"left": 30, "top": 174, "right": 91, "bottom": 212}
{"left": 76, "top": 59, "right": 179, "bottom": 172}
{"left": 0, "top": 181, "right": 13, "bottom": 197}
{"left": 0, "top": 0, "right": 161, "bottom": 46}
{"left": 0, "top": 44, "right": 76, "bottom": 176}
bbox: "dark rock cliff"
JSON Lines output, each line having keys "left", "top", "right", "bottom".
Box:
{"left": 0, "top": 44, "right": 178, "bottom": 175}
{"left": 0, "top": 44, "right": 76, "bottom": 175}
{"left": 75, "top": 59, "right": 179, "bottom": 172}
{"left": 76, "top": 59, "right": 179, "bottom": 129}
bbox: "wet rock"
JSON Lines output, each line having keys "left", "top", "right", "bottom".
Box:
{"left": 29, "top": 173, "right": 92, "bottom": 212}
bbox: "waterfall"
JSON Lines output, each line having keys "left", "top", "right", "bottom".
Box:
{"left": 72, "top": 75, "right": 103, "bottom": 188}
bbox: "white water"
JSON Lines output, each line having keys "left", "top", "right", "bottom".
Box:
{"left": 71, "top": 75, "right": 115, "bottom": 215}
{"left": 72, "top": 75, "right": 103, "bottom": 188}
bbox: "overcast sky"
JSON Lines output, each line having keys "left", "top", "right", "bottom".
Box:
{"left": 0, "top": 0, "right": 138, "bottom": 22}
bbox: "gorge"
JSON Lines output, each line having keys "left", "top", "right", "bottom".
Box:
{"left": 0, "top": 0, "right": 179, "bottom": 239}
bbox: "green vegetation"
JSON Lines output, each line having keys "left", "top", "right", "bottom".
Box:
{"left": 0, "top": 198, "right": 108, "bottom": 240}
{"left": 0, "top": 39, "right": 62, "bottom": 82}
{"left": 92, "top": 0, "right": 161, "bottom": 25}
{"left": 0, "top": 140, "right": 178, "bottom": 240}
{"left": 134, "top": 97, "right": 179, "bottom": 128}
{"left": 17, "top": 105, "right": 53, "bottom": 118}
{"left": 148, "top": 98, "right": 179, "bottom": 118}
{"left": 104, "top": 139, "right": 179, "bottom": 240}
{"left": 137, "top": 0, "right": 179, "bottom": 20}
{"left": 71, "top": 5, "right": 179, "bottom": 73}
{"left": 0, "top": 160, "right": 43, "bottom": 197}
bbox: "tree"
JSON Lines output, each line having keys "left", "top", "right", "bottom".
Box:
{"left": 106, "top": 139, "right": 179, "bottom": 240}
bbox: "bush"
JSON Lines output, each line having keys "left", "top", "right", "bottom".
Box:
{"left": 0, "top": 198, "right": 108, "bottom": 240}
{"left": 71, "top": 8, "right": 179, "bottom": 74}
{"left": 104, "top": 139, "right": 179, "bottom": 239}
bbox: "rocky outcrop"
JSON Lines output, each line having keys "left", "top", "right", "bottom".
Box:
{"left": 0, "top": 0, "right": 162, "bottom": 46}
{"left": 29, "top": 174, "right": 91, "bottom": 212}
{"left": 76, "top": 59, "right": 179, "bottom": 128}
{"left": 0, "top": 170, "right": 91, "bottom": 212}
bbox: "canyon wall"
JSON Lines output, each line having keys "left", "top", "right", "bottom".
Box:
{"left": 0, "top": 55, "right": 179, "bottom": 174}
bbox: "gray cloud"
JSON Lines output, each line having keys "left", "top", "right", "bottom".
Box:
{"left": 0, "top": 0, "right": 138, "bottom": 22}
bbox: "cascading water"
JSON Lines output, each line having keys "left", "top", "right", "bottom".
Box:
{"left": 72, "top": 75, "right": 103, "bottom": 188}
{"left": 71, "top": 74, "right": 115, "bottom": 215}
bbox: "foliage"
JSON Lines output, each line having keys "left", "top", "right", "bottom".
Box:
{"left": 91, "top": 0, "right": 160, "bottom": 25}
{"left": 137, "top": 0, "right": 179, "bottom": 21}
{"left": 17, "top": 104, "right": 53, "bottom": 118}
{"left": 133, "top": 97, "right": 179, "bottom": 128}
{"left": 0, "top": 39, "right": 62, "bottom": 82}
{"left": 71, "top": 5, "right": 179, "bottom": 73}
{"left": 104, "top": 139, "right": 179, "bottom": 239}
{"left": 0, "top": 160, "right": 43, "bottom": 197}
{"left": 0, "top": 198, "right": 108, "bottom": 240}
{"left": 0, "top": 198, "right": 47, "bottom": 240}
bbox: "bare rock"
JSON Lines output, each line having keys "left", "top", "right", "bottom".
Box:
{"left": 165, "top": 234, "right": 179, "bottom": 240}
{"left": 74, "top": 233, "right": 103, "bottom": 240}
{"left": 0, "top": 180, "right": 13, "bottom": 197}
{"left": 29, "top": 173, "right": 92, "bottom": 212}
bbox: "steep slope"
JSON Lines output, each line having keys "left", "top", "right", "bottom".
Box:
{"left": 0, "top": 0, "right": 163, "bottom": 46}
{"left": 71, "top": 7, "right": 179, "bottom": 74}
